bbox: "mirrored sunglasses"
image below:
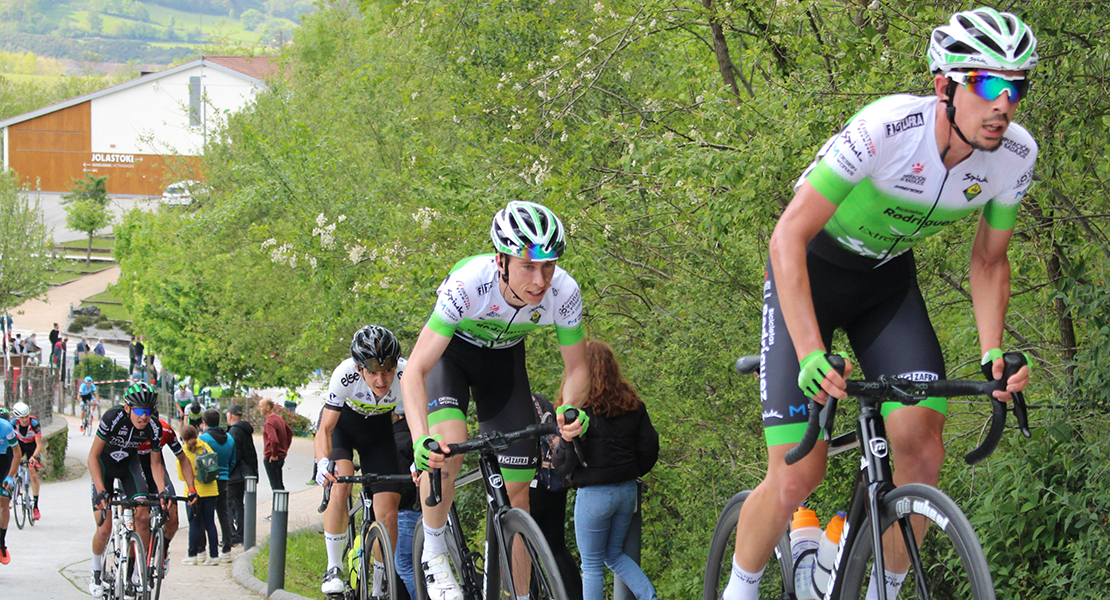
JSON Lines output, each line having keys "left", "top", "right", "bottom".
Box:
{"left": 360, "top": 356, "right": 399, "bottom": 373}
{"left": 131, "top": 407, "right": 153, "bottom": 417}
{"left": 947, "top": 71, "right": 1029, "bottom": 103}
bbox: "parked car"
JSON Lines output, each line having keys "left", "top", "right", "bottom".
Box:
{"left": 161, "top": 180, "right": 203, "bottom": 205}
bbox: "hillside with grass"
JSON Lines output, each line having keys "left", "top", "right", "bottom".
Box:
{"left": 0, "top": 0, "right": 308, "bottom": 65}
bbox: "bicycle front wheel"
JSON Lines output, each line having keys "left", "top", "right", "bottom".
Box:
{"left": 25, "top": 481, "right": 35, "bottom": 526}
{"left": 149, "top": 527, "right": 166, "bottom": 600}
{"left": 499, "top": 508, "right": 568, "bottom": 600}
{"left": 360, "top": 520, "right": 396, "bottom": 600}
{"left": 123, "top": 531, "right": 150, "bottom": 600}
{"left": 703, "top": 490, "right": 794, "bottom": 600}
{"left": 12, "top": 478, "right": 26, "bottom": 529}
{"left": 840, "top": 484, "right": 995, "bottom": 600}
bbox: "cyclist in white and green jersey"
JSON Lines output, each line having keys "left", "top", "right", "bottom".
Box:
{"left": 402, "top": 200, "right": 589, "bottom": 600}
{"left": 725, "top": 9, "right": 1036, "bottom": 600}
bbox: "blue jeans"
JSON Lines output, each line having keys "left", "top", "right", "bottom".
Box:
{"left": 395, "top": 509, "right": 420, "bottom": 599}
{"left": 574, "top": 481, "right": 657, "bottom": 600}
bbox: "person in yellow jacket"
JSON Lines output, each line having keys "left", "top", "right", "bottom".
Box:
{"left": 178, "top": 425, "right": 220, "bottom": 566}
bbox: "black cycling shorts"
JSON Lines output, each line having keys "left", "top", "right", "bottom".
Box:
{"left": 328, "top": 404, "right": 402, "bottom": 495}
{"left": 760, "top": 231, "right": 946, "bottom": 447}
{"left": 0, "top": 451, "right": 11, "bottom": 499}
{"left": 18, "top": 441, "right": 36, "bottom": 461}
{"left": 92, "top": 452, "right": 150, "bottom": 504}
{"left": 424, "top": 336, "right": 538, "bottom": 482}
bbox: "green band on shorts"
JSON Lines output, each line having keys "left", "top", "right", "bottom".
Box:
{"left": 501, "top": 467, "right": 537, "bottom": 483}
{"left": 764, "top": 422, "right": 827, "bottom": 448}
{"left": 427, "top": 408, "right": 465, "bottom": 427}
{"left": 880, "top": 396, "right": 948, "bottom": 419}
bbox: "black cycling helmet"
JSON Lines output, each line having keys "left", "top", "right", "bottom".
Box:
{"left": 350, "top": 325, "right": 401, "bottom": 372}
{"left": 124, "top": 381, "right": 158, "bottom": 409}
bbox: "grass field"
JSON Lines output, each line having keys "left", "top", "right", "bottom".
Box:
{"left": 80, "top": 301, "right": 129, "bottom": 321}
{"left": 58, "top": 238, "right": 115, "bottom": 251}
{"left": 85, "top": 290, "right": 123, "bottom": 303}
{"left": 1, "top": 73, "right": 68, "bottom": 86}
{"left": 254, "top": 530, "right": 326, "bottom": 598}
{"left": 61, "top": 3, "right": 297, "bottom": 46}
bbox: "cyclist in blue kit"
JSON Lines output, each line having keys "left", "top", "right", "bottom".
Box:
{"left": 724, "top": 9, "right": 1037, "bottom": 600}
{"left": 0, "top": 416, "right": 21, "bottom": 564}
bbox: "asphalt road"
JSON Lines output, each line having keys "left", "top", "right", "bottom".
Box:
{"left": 26, "top": 192, "right": 157, "bottom": 245}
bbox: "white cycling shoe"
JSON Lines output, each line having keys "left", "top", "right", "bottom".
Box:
{"left": 321, "top": 566, "right": 346, "bottom": 595}
{"left": 422, "top": 553, "right": 463, "bottom": 600}
{"left": 88, "top": 571, "right": 104, "bottom": 598}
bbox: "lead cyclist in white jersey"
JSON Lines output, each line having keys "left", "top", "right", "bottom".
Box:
{"left": 725, "top": 9, "right": 1037, "bottom": 600}
{"left": 402, "top": 200, "right": 590, "bottom": 600}
{"left": 316, "top": 325, "right": 407, "bottom": 596}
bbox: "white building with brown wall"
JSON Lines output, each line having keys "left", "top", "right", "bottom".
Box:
{"left": 0, "top": 55, "right": 275, "bottom": 196}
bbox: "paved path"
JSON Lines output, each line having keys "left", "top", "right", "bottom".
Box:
{"left": 2, "top": 415, "right": 320, "bottom": 599}
{"left": 10, "top": 266, "right": 121, "bottom": 336}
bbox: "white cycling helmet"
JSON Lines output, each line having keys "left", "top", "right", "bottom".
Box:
{"left": 490, "top": 201, "right": 566, "bottom": 262}
{"left": 12, "top": 402, "right": 30, "bottom": 419}
{"left": 928, "top": 7, "right": 1038, "bottom": 73}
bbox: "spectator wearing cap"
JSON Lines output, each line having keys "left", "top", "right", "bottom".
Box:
{"left": 225, "top": 404, "right": 258, "bottom": 546}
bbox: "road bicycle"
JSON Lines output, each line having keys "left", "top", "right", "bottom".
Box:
{"left": 97, "top": 488, "right": 153, "bottom": 600}
{"left": 136, "top": 494, "right": 190, "bottom": 600}
{"left": 11, "top": 458, "right": 37, "bottom": 529}
{"left": 82, "top": 400, "right": 100, "bottom": 435}
{"left": 413, "top": 419, "right": 570, "bottom": 600}
{"left": 318, "top": 466, "right": 413, "bottom": 600}
{"left": 704, "top": 353, "right": 1030, "bottom": 600}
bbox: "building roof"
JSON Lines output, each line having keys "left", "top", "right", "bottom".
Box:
{"left": 0, "top": 56, "right": 277, "bottom": 130}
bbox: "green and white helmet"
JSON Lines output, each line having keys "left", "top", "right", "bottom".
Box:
{"left": 928, "top": 8, "right": 1038, "bottom": 73}
{"left": 490, "top": 201, "right": 566, "bottom": 261}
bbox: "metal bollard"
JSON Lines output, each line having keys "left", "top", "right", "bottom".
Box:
{"left": 267, "top": 489, "right": 290, "bottom": 596}
{"left": 613, "top": 479, "right": 644, "bottom": 600}
{"left": 244, "top": 475, "right": 257, "bottom": 550}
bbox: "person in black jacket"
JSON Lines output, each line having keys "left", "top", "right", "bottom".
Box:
{"left": 554, "top": 339, "right": 659, "bottom": 600}
{"left": 531, "top": 393, "right": 583, "bottom": 600}
{"left": 226, "top": 405, "right": 258, "bottom": 545}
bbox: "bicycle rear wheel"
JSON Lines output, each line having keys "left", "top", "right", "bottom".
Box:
{"left": 839, "top": 484, "right": 995, "bottom": 600}
{"left": 12, "top": 477, "right": 26, "bottom": 530}
{"left": 413, "top": 513, "right": 471, "bottom": 600}
{"left": 703, "top": 491, "right": 794, "bottom": 600}
{"left": 360, "top": 520, "right": 396, "bottom": 600}
{"left": 499, "top": 508, "right": 568, "bottom": 600}
{"left": 148, "top": 527, "right": 166, "bottom": 600}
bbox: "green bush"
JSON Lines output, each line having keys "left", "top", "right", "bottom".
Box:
{"left": 67, "top": 322, "right": 84, "bottom": 334}
{"left": 119, "top": 322, "right": 133, "bottom": 335}
{"left": 94, "top": 321, "right": 113, "bottom": 330}
{"left": 275, "top": 405, "right": 312, "bottom": 437}
{"left": 96, "top": 313, "right": 109, "bottom": 323}
{"left": 74, "top": 355, "right": 129, "bottom": 382}
{"left": 73, "top": 315, "right": 94, "bottom": 327}
{"left": 43, "top": 430, "right": 68, "bottom": 482}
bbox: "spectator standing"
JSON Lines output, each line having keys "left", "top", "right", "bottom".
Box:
{"left": 179, "top": 425, "right": 220, "bottom": 566}
{"left": 199, "top": 409, "right": 236, "bottom": 561}
{"left": 225, "top": 404, "right": 258, "bottom": 546}
{"left": 258, "top": 398, "right": 292, "bottom": 491}
{"left": 13, "top": 333, "right": 23, "bottom": 355}
{"left": 135, "top": 337, "right": 145, "bottom": 370}
{"left": 75, "top": 338, "right": 88, "bottom": 367}
{"left": 24, "top": 333, "right": 39, "bottom": 360}
{"left": 531, "top": 393, "right": 583, "bottom": 600}
{"left": 93, "top": 339, "right": 106, "bottom": 357}
{"left": 128, "top": 337, "right": 137, "bottom": 372}
{"left": 48, "top": 323, "right": 60, "bottom": 350}
{"left": 554, "top": 339, "right": 660, "bottom": 600}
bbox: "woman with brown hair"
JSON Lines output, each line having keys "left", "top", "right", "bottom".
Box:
{"left": 178, "top": 425, "right": 220, "bottom": 566}
{"left": 554, "top": 339, "right": 659, "bottom": 600}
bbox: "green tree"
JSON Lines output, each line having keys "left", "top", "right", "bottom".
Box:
{"left": 63, "top": 174, "right": 111, "bottom": 267}
{"left": 0, "top": 171, "right": 54, "bottom": 312}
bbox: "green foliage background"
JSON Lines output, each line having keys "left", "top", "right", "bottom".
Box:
{"left": 111, "top": 0, "right": 1110, "bottom": 596}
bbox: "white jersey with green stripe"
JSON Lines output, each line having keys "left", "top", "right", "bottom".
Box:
{"left": 326, "top": 356, "right": 406, "bottom": 417}
{"left": 797, "top": 94, "right": 1037, "bottom": 262}
{"left": 427, "top": 254, "right": 585, "bottom": 349}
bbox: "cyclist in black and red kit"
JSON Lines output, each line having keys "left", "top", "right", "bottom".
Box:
{"left": 87, "top": 382, "right": 173, "bottom": 599}
{"left": 138, "top": 415, "right": 199, "bottom": 571}
{"left": 9, "top": 402, "right": 42, "bottom": 520}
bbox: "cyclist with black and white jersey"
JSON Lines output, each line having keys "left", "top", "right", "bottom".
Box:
{"left": 0, "top": 416, "right": 21, "bottom": 565}
{"left": 315, "top": 325, "right": 406, "bottom": 596}
{"left": 9, "top": 402, "right": 42, "bottom": 520}
{"left": 724, "top": 9, "right": 1038, "bottom": 600}
{"left": 402, "top": 200, "right": 589, "bottom": 600}
{"left": 87, "top": 382, "right": 172, "bottom": 599}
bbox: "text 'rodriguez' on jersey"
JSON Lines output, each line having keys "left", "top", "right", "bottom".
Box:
{"left": 797, "top": 94, "right": 1037, "bottom": 263}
